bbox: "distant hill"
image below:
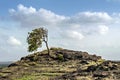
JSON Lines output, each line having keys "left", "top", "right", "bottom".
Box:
{"left": 0, "top": 48, "right": 120, "bottom": 80}
{"left": 0, "top": 61, "right": 12, "bottom": 68}
{"left": 0, "top": 61, "right": 12, "bottom": 64}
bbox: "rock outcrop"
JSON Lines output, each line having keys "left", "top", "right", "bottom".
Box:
{"left": 0, "top": 48, "right": 120, "bottom": 80}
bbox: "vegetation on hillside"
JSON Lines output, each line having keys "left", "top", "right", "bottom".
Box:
{"left": 0, "top": 48, "right": 120, "bottom": 80}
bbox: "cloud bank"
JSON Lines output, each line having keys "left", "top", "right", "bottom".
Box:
{"left": 7, "top": 36, "right": 22, "bottom": 46}
{"left": 9, "top": 4, "right": 113, "bottom": 40}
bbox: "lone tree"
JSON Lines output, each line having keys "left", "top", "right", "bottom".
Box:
{"left": 27, "top": 27, "right": 50, "bottom": 55}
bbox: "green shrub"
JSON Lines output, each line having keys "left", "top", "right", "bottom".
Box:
{"left": 50, "top": 47, "right": 63, "bottom": 51}
{"left": 57, "top": 54, "right": 64, "bottom": 61}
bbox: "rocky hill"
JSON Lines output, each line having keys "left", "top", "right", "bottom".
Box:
{"left": 0, "top": 48, "right": 120, "bottom": 80}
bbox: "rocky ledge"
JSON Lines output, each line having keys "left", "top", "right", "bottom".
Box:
{"left": 0, "top": 48, "right": 120, "bottom": 80}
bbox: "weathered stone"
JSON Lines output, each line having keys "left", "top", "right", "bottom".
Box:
{"left": 80, "top": 60, "right": 89, "bottom": 64}
{"left": 8, "top": 63, "right": 18, "bottom": 67}
{"left": 86, "top": 65, "right": 97, "bottom": 72}
{"left": 93, "top": 71, "right": 109, "bottom": 77}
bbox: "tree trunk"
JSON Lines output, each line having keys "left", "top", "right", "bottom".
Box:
{"left": 44, "top": 41, "right": 50, "bottom": 55}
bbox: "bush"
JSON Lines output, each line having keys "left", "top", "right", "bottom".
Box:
{"left": 50, "top": 47, "right": 63, "bottom": 51}
{"left": 57, "top": 54, "right": 64, "bottom": 61}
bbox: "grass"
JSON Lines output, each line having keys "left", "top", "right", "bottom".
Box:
{"left": 15, "top": 72, "right": 62, "bottom": 80}
{"left": 50, "top": 47, "right": 63, "bottom": 51}
{"left": 0, "top": 73, "right": 7, "bottom": 77}
{"left": 8, "top": 60, "right": 79, "bottom": 80}
{"left": 40, "top": 73, "right": 62, "bottom": 76}
{"left": 15, "top": 75, "right": 36, "bottom": 80}
{"left": 76, "top": 76, "right": 92, "bottom": 80}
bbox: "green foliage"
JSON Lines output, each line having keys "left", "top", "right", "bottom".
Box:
{"left": 57, "top": 54, "right": 64, "bottom": 61}
{"left": 50, "top": 47, "right": 63, "bottom": 51}
{"left": 15, "top": 75, "right": 35, "bottom": 80}
{"left": 27, "top": 28, "right": 48, "bottom": 52}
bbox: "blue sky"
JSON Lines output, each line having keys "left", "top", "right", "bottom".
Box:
{"left": 0, "top": 0, "right": 120, "bottom": 61}
{"left": 1, "top": 0, "right": 120, "bottom": 16}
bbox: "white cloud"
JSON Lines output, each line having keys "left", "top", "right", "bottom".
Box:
{"left": 9, "top": 4, "right": 66, "bottom": 27}
{"left": 7, "top": 36, "right": 22, "bottom": 46}
{"left": 64, "top": 30, "right": 84, "bottom": 40}
{"left": 39, "top": 8, "right": 66, "bottom": 22}
{"left": 9, "top": 4, "right": 36, "bottom": 14}
{"left": 69, "top": 12, "right": 112, "bottom": 24}
{"left": 18, "top": 4, "right": 36, "bottom": 14}
{"left": 98, "top": 25, "right": 109, "bottom": 35}
{"left": 9, "top": 4, "right": 113, "bottom": 40}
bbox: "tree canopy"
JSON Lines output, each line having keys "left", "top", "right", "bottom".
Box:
{"left": 27, "top": 27, "right": 49, "bottom": 54}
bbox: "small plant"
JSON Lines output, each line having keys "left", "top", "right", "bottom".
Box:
{"left": 57, "top": 54, "right": 64, "bottom": 61}
{"left": 50, "top": 47, "right": 63, "bottom": 51}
